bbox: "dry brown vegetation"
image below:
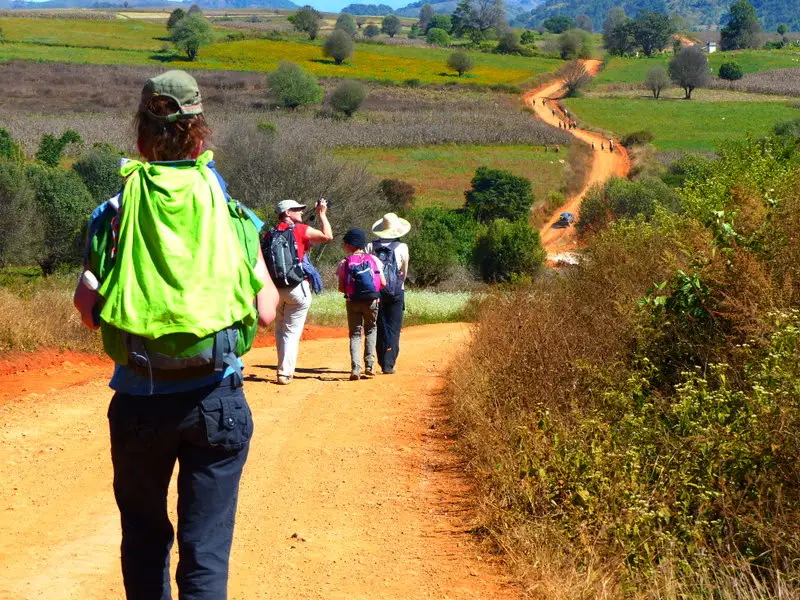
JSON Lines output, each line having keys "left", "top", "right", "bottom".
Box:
{"left": 709, "top": 66, "right": 800, "bottom": 97}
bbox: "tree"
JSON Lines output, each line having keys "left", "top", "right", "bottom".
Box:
{"left": 543, "top": 15, "right": 575, "bottom": 34}
{"left": 633, "top": 11, "right": 675, "bottom": 57}
{"left": 475, "top": 218, "right": 545, "bottom": 282}
{"left": 288, "top": 5, "right": 322, "bottom": 40}
{"left": 520, "top": 30, "right": 537, "bottom": 44}
{"left": 26, "top": 164, "right": 94, "bottom": 275}
{"left": 603, "top": 8, "right": 635, "bottom": 55}
{"left": 419, "top": 3, "right": 435, "bottom": 29}
{"left": 364, "top": 23, "right": 380, "bottom": 38}
{"left": 356, "top": 16, "right": 366, "bottom": 29}
{"left": 426, "top": 27, "right": 451, "bottom": 46}
{"left": 166, "top": 8, "right": 186, "bottom": 31}
{"left": 720, "top": 0, "right": 761, "bottom": 50}
{"left": 324, "top": 30, "right": 355, "bottom": 65}
{"left": 451, "top": 0, "right": 505, "bottom": 42}
{"left": 381, "top": 14, "right": 401, "bottom": 37}
{"left": 405, "top": 219, "right": 458, "bottom": 285}
{"left": 777, "top": 23, "right": 788, "bottom": 36}
{"left": 335, "top": 12, "right": 357, "bottom": 36}
{"left": 718, "top": 61, "right": 744, "bottom": 80}
{"left": 447, "top": 51, "right": 474, "bottom": 76}
{"left": 464, "top": 167, "right": 534, "bottom": 223}
{"left": 494, "top": 30, "right": 524, "bottom": 54}
{"left": 267, "top": 61, "right": 323, "bottom": 109}
{"left": 187, "top": 4, "right": 202, "bottom": 15}
{"left": 171, "top": 13, "right": 214, "bottom": 61}
{"left": 0, "top": 161, "right": 43, "bottom": 268}
{"left": 330, "top": 80, "right": 367, "bottom": 117}
{"left": 426, "top": 14, "right": 452, "bottom": 33}
{"left": 644, "top": 65, "right": 670, "bottom": 99}
{"left": 558, "top": 60, "right": 590, "bottom": 97}
{"left": 558, "top": 28, "right": 593, "bottom": 59}
{"left": 575, "top": 14, "right": 593, "bottom": 32}
{"left": 0, "top": 128, "right": 23, "bottom": 163}
{"left": 669, "top": 46, "right": 709, "bottom": 99}
{"left": 72, "top": 145, "right": 124, "bottom": 203}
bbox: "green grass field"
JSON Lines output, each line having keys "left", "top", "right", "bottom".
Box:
{"left": 335, "top": 144, "right": 566, "bottom": 208}
{"left": 594, "top": 50, "right": 800, "bottom": 86}
{"left": 562, "top": 97, "right": 800, "bottom": 152}
{"left": 0, "top": 17, "right": 560, "bottom": 86}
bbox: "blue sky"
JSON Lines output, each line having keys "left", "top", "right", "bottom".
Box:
{"left": 304, "top": 0, "right": 409, "bottom": 12}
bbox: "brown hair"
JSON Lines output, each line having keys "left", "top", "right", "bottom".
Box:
{"left": 135, "top": 95, "right": 211, "bottom": 162}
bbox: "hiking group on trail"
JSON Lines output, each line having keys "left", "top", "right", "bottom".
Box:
{"left": 72, "top": 69, "right": 411, "bottom": 600}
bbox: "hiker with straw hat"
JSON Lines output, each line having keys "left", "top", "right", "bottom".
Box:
{"left": 366, "top": 212, "right": 411, "bottom": 374}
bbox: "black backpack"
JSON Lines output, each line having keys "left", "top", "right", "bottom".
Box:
{"left": 371, "top": 240, "right": 404, "bottom": 297}
{"left": 262, "top": 225, "right": 306, "bottom": 288}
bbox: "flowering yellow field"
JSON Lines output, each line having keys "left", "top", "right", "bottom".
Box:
{"left": 0, "top": 17, "right": 556, "bottom": 86}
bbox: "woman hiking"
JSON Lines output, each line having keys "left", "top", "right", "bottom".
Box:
{"left": 74, "top": 69, "right": 279, "bottom": 600}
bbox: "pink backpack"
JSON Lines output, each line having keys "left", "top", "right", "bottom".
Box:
{"left": 344, "top": 254, "right": 382, "bottom": 300}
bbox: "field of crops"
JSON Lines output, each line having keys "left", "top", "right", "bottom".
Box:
{"left": 336, "top": 144, "right": 566, "bottom": 208}
{"left": 594, "top": 50, "right": 800, "bottom": 86}
{"left": 0, "top": 16, "right": 558, "bottom": 86}
{"left": 563, "top": 97, "right": 800, "bottom": 152}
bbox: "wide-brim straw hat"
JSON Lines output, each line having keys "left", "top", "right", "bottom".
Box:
{"left": 372, "top": 212, "right": 411, "bottom": 239}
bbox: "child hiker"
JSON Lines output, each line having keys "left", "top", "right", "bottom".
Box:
{"left": 337, "top": 228, "right": 386, "bottom": 380}
{"left": 73, "top": 69, "right": 279, "bottom": 600}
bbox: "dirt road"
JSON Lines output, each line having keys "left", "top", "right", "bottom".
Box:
{"left": 0, "top": 324, "right": 522, "bottom": 600}
{"left": 524, "top": 59, "right": 630, "bottom": 256}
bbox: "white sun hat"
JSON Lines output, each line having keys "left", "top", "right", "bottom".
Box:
{"left": 371, "top": 212, "right": 411, "bottom": 239}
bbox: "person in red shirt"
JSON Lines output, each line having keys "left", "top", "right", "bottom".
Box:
{"left": 271, "top": 199, "right": 333, "bottom": 385}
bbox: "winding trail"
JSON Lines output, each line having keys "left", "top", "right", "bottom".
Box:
{"left": 524, "top": 59, "right": 631, "bottom": 257}
{"left": 0, "top": 324, "right": 522, "bottom": 600}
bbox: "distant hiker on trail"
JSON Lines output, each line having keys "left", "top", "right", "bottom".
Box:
{"left": 73, "top": 69, "right": 279, "bottom": 600}
{"left": 609, "top": 138, "right": 614, "bottom": 152}
{"left": 367, "top": 213, "right": 411, "bottom": 375}
{"left": 554, "top": 145, "right": 560, "bottom": 153}
{"left": 592, "top": 141, "right": 595, "bottom": 150}
{"left": 263, "top": 198, "right": 333, "bottom": 385}
{"left": 601, "top": 141, "right": 605, "bottom": 150}
{"left": 337, "top": 228, "right": 386, "bottom": 380}
{"left": 551, "top": 108, "right": 556, "bottom": 116}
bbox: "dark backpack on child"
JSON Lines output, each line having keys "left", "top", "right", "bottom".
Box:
{"left": 262, "top": 225, "right": 306, "bottom": 288}
{"left": 371, "top": 240, "right": 404, "bottom": 297}
{"left": 344, "top": 254, "right": 381, "bottom": 301}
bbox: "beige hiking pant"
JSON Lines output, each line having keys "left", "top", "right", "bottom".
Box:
{"left": 275, "top": 280, "right": 311, "bottom": 378}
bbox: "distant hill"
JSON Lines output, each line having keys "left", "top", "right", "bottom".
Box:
{"left": 341, "top": 3, "right": 394, "bottom": 15}
{"left": 395, "top": 0, "right": 541, "bottom": 19}
{"left": 511, "top": 0, "right": 800, "bottom": 32}
{"left": 6, "top": 0, "right": 299, "bottom": 10}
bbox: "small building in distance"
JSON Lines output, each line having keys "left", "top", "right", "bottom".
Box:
{"left": 706, "top": 41, "right": 717, "bottom": 53}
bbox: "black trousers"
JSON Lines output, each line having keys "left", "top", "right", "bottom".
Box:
{"left": 376, "top": 290, "right": 404, "bottom": 371}
{"left": 108, "top": 376, "right": 252, "bottom": 600}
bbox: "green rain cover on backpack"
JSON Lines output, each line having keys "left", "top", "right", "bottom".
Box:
{"left": 89, "top": 151, "right": 263, "bottom": 375}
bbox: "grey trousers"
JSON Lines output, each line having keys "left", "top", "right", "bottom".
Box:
{"left": 346, "top": 299, "right": 379, "bottom": 375}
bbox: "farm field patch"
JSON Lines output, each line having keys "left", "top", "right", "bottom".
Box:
{"left": 336, "top": 144, "right": 566, "bottom": 208}
{"left": 562, "top": 97, "right": 799, "bottom": 152}
{"left": 594, "top": 51, "right": 800, "bottom": 86}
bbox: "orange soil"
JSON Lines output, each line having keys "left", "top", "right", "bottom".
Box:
{"left": 524, "top": 59, "right": 631, "bottom": 257}
{"left": 0, "top": 324, "right": 522, "bottom": 599}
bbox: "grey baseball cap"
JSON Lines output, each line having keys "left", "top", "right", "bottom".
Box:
{"left": 275, "top": 199, "right": 307, "bottom": 214}
{"left": 141, "top": 70, "right": 203, "bottom": 123}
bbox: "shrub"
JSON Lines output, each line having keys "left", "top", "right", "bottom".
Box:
{"left": 620, "top": 130, "right": 655, "bottom": 147}
{"left": 718, "top": 61, "right": 744, "bottom": 81}
{"left": 557, "top": 28, "right": 593, "bottom": 59}
{"left": 0, "top": 128, "right": 23, "bottom": 162}
{"left": 71, "top": 145, "right": 124, "bottom": 204}
{"left": 363, "top": 23, "right": 380, "bottom": 38}
{"left": 447, "top": 51, "right": 474, "bottom": 77}
{"left": 25, "top": 164, "right": 94, "bottom": 275}
{"left": 35, "top": 130, "right": 83, "bottom": 167}
{"left": 558, "top": 60, "right": 590, "bottom": 97}
{"left": 644, "top": 65, "right": 670, "bottom": 99}
{"left": 408, "top": 206, "right": 483, "bottom": 265}
{"left": 474, "top": 218, "right": 545, "bottom": 282}
{"left": 380, "top": 179, "right": 415, "bottom": 212}
{"left": 0, "top": 160, "right": 43, "bottom": 268}
{"left": 405, "top": 218, "right": 458, "bottom": 286}
{"left": 465, "top": 167, "right": 534, "bottom": 224}
{"left": 494, "top": 31, "right": 524, "bottom": 55}
{"left": 543, "top": 15, "right": 575, "bottom": 34}
{"left": 267, "top": 61, "right": 323, "bottom": 109}
{"left": 335, "top": 12, "right": 357, "bottom": 36}
{"left": 425, "top": 14, "right": 451, "bottom": 33}
{"left": 170, "top": 13, "right": 214, "bottom": 61}
{"left": 329, "top": 80, "right": 368, "bottom": 117}
{"left": 323, "top": 29, "right": 355, "bottom": 65}
{"left": 426, "top": 27, "right": 450, "bottom": 47}
{"left": 166, "top": 8, "right": 186, "bottom": 31}
{"left": 774, "top": 117, "right": 800, "bottom": 139}
{"left": 381, "top": 14, "right": 401, "bottom": 38}
{"left": 520, "top": 30, "right": 537, "bottom": 44}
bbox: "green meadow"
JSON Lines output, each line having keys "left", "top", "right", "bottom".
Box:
{"left": 562, "top": 97, "right": 800, "bottom": 152}
{"left": 336, "top": 144, "right": 566, "bottom": 208}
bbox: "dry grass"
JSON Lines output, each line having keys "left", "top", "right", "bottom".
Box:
{"left": 708, "top": 67, "right": 800, "bottom": 97}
